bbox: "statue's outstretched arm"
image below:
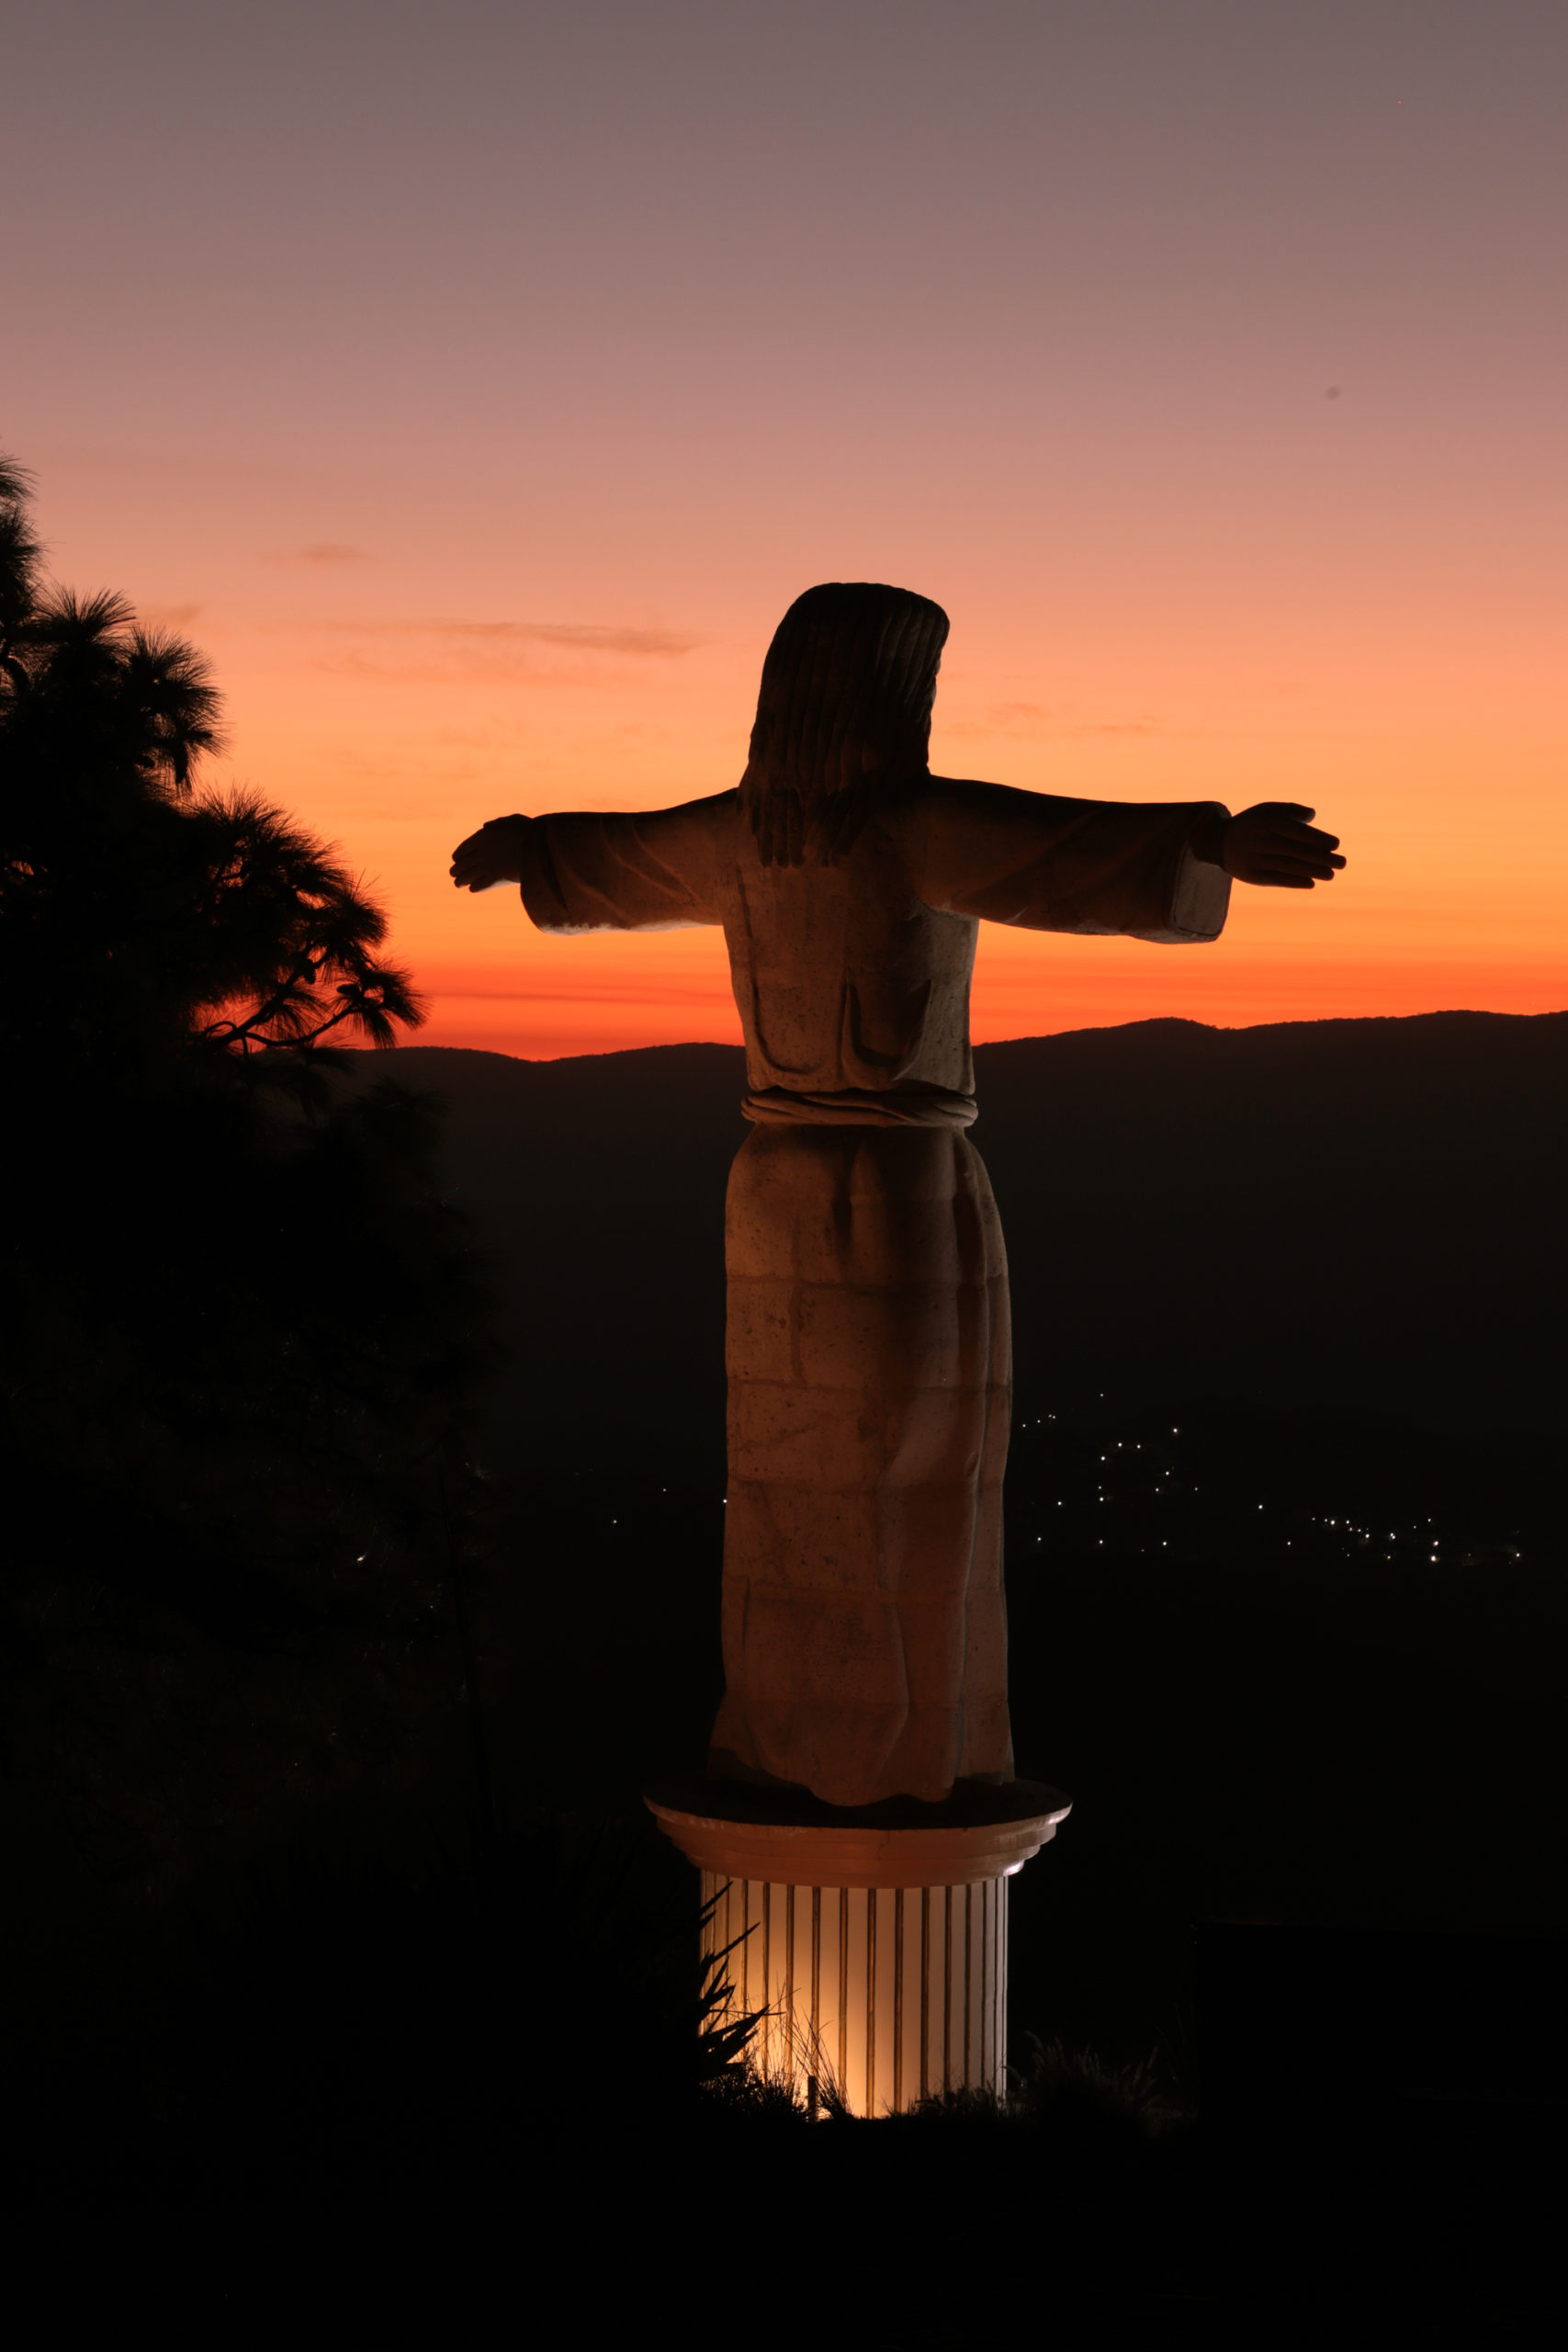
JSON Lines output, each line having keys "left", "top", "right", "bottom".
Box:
{"left": 913, "top": 777, "right": 1343, "bottom": 944}
{"left": 451, "top": 792, "right": 731, "bottom": 932}
{"left": 912, "top": 775, "right": 1228, "bottom": 942}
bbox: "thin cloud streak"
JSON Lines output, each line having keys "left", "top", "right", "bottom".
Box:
{"left": 264, "top": 545, "right": 374, "bottom": 566}
{"left": 270, "top": 614, "right": 705, "bottom": 685}
{"left": 425, "top": 981, "right": 734, "bottom": 1008}
{"left": 282, "top": 617, "right": 702, "bottom": 655}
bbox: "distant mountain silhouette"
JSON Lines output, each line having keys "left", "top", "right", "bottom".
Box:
{"left": 347, "top": 1010, "right": 1565, "bottom": 1476}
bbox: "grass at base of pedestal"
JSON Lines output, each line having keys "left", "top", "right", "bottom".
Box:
{"left": 701, "top": 2030, "right": 1180, "bottom": 2139}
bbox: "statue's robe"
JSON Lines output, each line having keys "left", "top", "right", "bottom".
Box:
{"left": 518, "top": 776, "right": 1230, "bottom": 1804}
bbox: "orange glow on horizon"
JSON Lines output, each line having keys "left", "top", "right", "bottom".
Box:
{"left": 204, "top": 608, "right": 1562, "bottom": 1058}
{"left": 412, "top": 951, "right": 1565, "bottom": 1067}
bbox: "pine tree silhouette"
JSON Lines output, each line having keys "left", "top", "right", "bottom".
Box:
{"left": 0, "top": 448, "right": 495, "bottom": 1894}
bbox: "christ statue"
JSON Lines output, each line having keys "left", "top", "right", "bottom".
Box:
{"left": 451, "top": 583, "right": 1344, "bottom": 1810}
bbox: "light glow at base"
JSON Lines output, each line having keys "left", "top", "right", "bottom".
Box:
{"left": 701, "top": 1871, "right": 1009, "bottom": 2118}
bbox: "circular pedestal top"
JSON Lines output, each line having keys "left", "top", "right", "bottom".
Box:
{"left": 644, "top": 1773, "right": 1071, "bottom": 1889}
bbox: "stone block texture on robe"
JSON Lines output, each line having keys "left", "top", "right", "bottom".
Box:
{"left": 710, "top": 1125, "right": 1013, "bottom": 1805}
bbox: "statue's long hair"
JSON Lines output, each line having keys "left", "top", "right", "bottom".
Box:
{"left": 740, "top": 582, "right": 950, "bottom": 866}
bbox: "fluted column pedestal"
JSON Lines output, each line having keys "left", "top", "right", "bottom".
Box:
{"left": 646, "top": 1776, "right": 1069, "bottom": 2118}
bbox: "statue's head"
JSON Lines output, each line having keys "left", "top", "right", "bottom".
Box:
{"left": 741, "top": 582, "right": 950, "bottom": 866}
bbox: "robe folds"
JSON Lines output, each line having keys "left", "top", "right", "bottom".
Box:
{"left": 517, "top": 775, "right": 1231, "bottom": 1804}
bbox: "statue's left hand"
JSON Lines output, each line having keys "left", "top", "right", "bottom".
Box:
{"left": 450, "top": 815, "right": 531, "bottom": 891}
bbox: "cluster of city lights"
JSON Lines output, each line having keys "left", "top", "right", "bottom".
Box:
{"left": 1008, "top": 1416, "right": 1529, "bottom": 1570}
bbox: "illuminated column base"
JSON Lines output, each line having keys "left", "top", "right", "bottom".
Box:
{"left": 699, "top": 1872, "right": 1007, "bottom": 2114}
{"left": 647, "top": 1778, "right": 1069, "bottom": 2120}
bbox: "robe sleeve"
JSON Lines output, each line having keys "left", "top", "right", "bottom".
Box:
{"left": 910, "top": 777, "right": 1232, "bottom": 943}
{"left": 518, "top": 792, "right": 730, "bottom": 933}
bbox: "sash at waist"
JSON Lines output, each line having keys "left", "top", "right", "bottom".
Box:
{"left": 742, "top": 1084, "right": 978, "bottom": 1129}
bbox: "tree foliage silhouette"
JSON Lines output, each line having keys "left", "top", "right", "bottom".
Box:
{"left": 0, "top": 451, "right": 496, "bottom": 1891}
{"left": 0, "top": 460, "right": 422, "bottom": 1075}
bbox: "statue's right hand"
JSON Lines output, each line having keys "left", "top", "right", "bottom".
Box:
{"left": 450, "top": 815, "right": 531, "bottom": 891}
{"left": 1221, "top": 803, "right": 1345, "bottom": 888}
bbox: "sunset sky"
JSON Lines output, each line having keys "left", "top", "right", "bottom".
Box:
{"left": 4, "top": 1, "right": 1562, "bottom": 1057}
